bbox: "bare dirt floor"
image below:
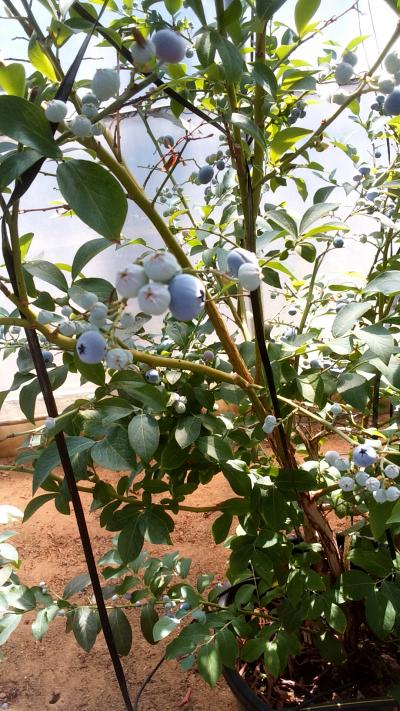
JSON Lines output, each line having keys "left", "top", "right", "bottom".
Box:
{"left": 0, "top": 463, "right": 239, "bottom": 711}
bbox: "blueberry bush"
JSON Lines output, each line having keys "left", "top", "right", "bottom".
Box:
{"left": 2, "top": 0, "right": 400, "bottom": 706}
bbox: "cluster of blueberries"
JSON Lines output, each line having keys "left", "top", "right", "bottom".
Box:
{"left": 322, "top": 445, "right": 400, "bottom": 503}
{"left": 287, "top": 100, "right": 307, "bottom": 125}
{"left": 73, "top": 247, "right": 262, "bottom": 369}
{"left": 44, "top": 28, "right": 189, "bottom": 137}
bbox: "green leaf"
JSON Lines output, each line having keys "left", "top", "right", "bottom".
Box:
{"left": 215, "top": 628, "right": 238, "bottom": 669}
{"left": 324, "top": 602, "right": 347, "bottom": 634}
{"left": 108, "top": 608, "right": 132, "bottom": 656}
{"left": 0, "top": 96, "right": 60, "bottom": 159}
{"left": 256, "top": 0, "right": 288, "bottom": 21}
{"left": 72, "top": 607, "right": 98, "bottom": 652}
{"left": 197, "top": 643, "right": 221, "bottom": 687}
{"left": 184, "top": 0, "right": 206, "bottom": 24}
{"left": 24, "top": 260, "right": 69, "bottom": 292}
{"left": 313, "top": 185, "right": 336, "bottom": 204}
{"left": 0, "top": 63, "right": 25, "bottom": 97}
{"left": 337, "top": 372, "right": 369, "bottom": 411}
{"left": 153, "top": 615, "right": 179, "bottom": 642}
{"left": 110, "top": 372, "right": 167, "bottom": 411}
{"left": 63, "top": 573, "right": 91, "bottom": 599}
{"left": 73, "top": 277, "right": 116, "bottom": 302}
{"left": 366, "top": 589, "right": 396, "bottom": 639}
{"left": 33, "top": 436, "right": 93, "bottom": 493}
{"left": 332, "top": 301, "right": 374, "bottom": 338}
{"left": 266, "top": 209, "right": 298, "bottom": 237}
{"left": 252, "top": 62, "right": 277, "bottom": 96}
{"left": 357, "top": 324, "right": 394, "bottom": 362}
{"left": 213, "top": 34, "right": 243, "bottom": 83}
{"left": 28, "top": 33, "right": 58, "bottom": 82}
{"left": 365, "top": 270, "right": 400, "bottom": 296}
{"left": 57, "top": 160, "right": 128, "bottom": 241}
{"left": 299, "top": 203, "right": 338, "bottom": 235}
{"left": 127, "top": 414, "right": 160, "bottom": 461}
{"left": 139, "top": 510, "right": 172, "bottom": 545}
{"left": 161, "top": 438, "right": 188, "bottom": 470}
{"left": 165, "top": 0, "right": 182, "bottom": 13}
{"left": 212, "top": 512, "right": 232, "bottom": 544}
{"left": 230, "top": 112, "right": 266, "bottom": 152}
{"left": 264, "top": 640, "right": 281, "bottom": 678}
{"left": 140, "top": 603, "right": 159, "bottom": 645}
{"left": 91, "top": 427, "right": 134, "bottom": 471}
{"left": 0, "top": 614, "right": 21, "bottom": 646}
{"left": 269, "top": 127, "right": 312, "bottom": 163}
{"left": 175, "top": 416, "right": 201, "bottom": 449}
{"left": 295, "top": 0, "right": 321, "bottom": 35}
{"left": 342, "top": 570, "right": 373, "bottom": 601}
{"left": 197, "top": 436, "right": 232, "bottom": 462}
{"left": 0, "top": 149, "right": 42, "bottom": 189}
{"left": 23, "top": 493, "right": 56, "bottom": 522}
{"left": 348, "top": 548, "right": 394, "bottom": 577}
{"left": 71, "top": 238, "right": 110, "bottom": 280}
{"left": 32, "top": 608, "right": 49, "bottom": 641}
{"left": 75, "top": 355, "right": 105, "bottom": 387}
{"left": 20, "top": 365, "right": 68, "bottom": 424}
{"left": 241, "top": 637, "right": 266, "bottom": 662}
{"left": 118, "top": 517, "right": 144, "bottom": 563}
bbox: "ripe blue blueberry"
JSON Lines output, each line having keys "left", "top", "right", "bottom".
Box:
{"left": 227, "top": 247, "right": 258, "bottom": 277}
{"left": 238, "top": 262, "right": 261, "bottom": 291}
{"left": 42, "top": 350, "right": 53, "bottom": 366}
{"left": 384, "top": 464, "right": 399, "bottom": 479}
{"left": 334, "top": 457, "right": 349, "bottom": 472}
{"left": 216, "top": 159, "right": 225, "bottom": 170}
{"left": 203, "top": 350, "right": 214, "bottom": 363}
{"left": 186, "top": 47, "right": 194, "bottom": 58}
{"left": 329, "top": 403, "right": 342, "bottom": 417}
{"left": 355, "top": 471, "right": 369, "bottom": 487}
{"left": 153, "top": 29, "right": 186, "bottom": 64}
{"left": 81, "top": 103, "right": 98, "bottom": 119}
{"left": 309, "top": 359, "right": 321, "bottom": 369}
{"left": 333, "top": 237, "right": 344, "bottom": 248}
{"left": 92, "top": 68, "right": 120, "bottom": 101}
{"left": 371, "top": 102, "right": 380, "bottom": 111}
{"left": 143, "top": 251, "right": 179, "bottom": 283}
{"left": 378, "top": 76, "right": 395, "bottom": 94}
{"left": 374, "top": 151, "right": 382, "bottom": 158}
{"left": 335, "top": 62, "right": 354, "bottom": 85}
{"left": 90, "top": 302, "right": 108, "bottom": 320}
{"left": 76, "top": 331, "right": 107, "bottom": 364}
{"left": 384, "top": 90, "right": 400, "bottom": 116}
{"left": 137, "top": 283, "right": 171, "bottom": 315}
{"left": 59, "top": 321, "right": 75, "bottom": 336}
{"left": 145, "top": 369, "right": 160, "bottom": 384}
{"left": 106, "top": 348, "right": 132, "bottom": 370}
{"left": 366, "top": 190, "right": 379, "bottom": 202}
{"left": 82, "top": 92, "right": 100, "bottom": 106}
{"left": 70, "top": 115, "right": 92, "bottom": 138}
{"left": 262, "top": 415, "right": 277, "bottom": 434}
{"left": 352, "top": 444, "right": 377, "bottom": 467}
{"left": 333, "top": 92, "right": 347, "bottom": 106}
{"left": 324, "top": 450, "right": 340, "bottom": 466}
{"left": 168, "top": 274, "right": 205, "bottom": 321}
{"left": 339, "top": 476, "right": 355, "bottom": 492}
{"left": 342, "top": 51, "right": 358, "bottom": 67}
{"left": 373, "top": 488, "right": 387, "bottom": 503}
{"left": 386, "top": 486, "right": 400, "bottom": 501}
{"left": 198, "top": 165, "right": 214, "bottom": 184}
{"left": 364, "top": 476, "right": 381, "bottom": 492}
{"left": 288, "top": 307, "right": 297, "bottom": 316}
{"left": 385, "top": 51, "right": 400, "bottom": 74}
{"left": 45, "top": 100, "right": 68, "bottom": 123}
{"left": 61, "top": 305, "right": 73, "bottom": 317}
{"left": 75, "top": 291, "right": 98, "bottom": 310}
{"left": 358, "top": 166, "right": 370, "bottom": 176}
{"left": 116, "top": 265, "right": 148, "bottom": 299}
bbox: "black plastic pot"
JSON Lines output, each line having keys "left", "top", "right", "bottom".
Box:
{"left": 218, "top": 583, "right": 399, "bottom": 711}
